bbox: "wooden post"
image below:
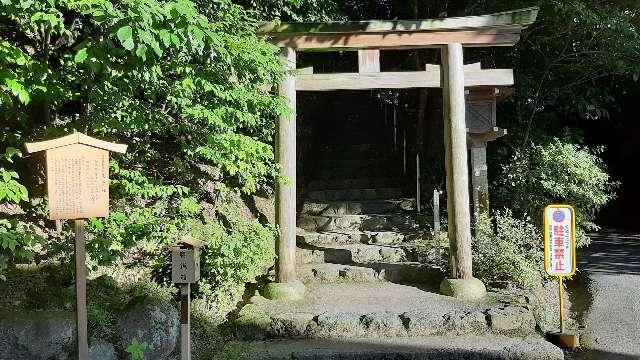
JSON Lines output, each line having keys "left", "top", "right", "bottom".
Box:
{"left": 470, "top": 142, "right": 489, "bottom": 215}
{"left": 416, "top": 89, "right": 428, "bottom": 214}
{"left": 433, "top": 189, "right": 441, "bottom": 266}
{"left": 276, "top": 46, "right": 298, "bottom": 284}
{"left": 180, "top": 284, "right": 191, "bottom": 360}
{"left": 416, "top": 155, "right": 421, "bottom": 213}
{"left": 74, "top": 219, "right": 88, "bottom": 360}
{"left": 441, "top": 43, "right": 473, "bottom": 279}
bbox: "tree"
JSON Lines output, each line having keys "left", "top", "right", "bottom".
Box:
{"left": 1, "top": 0, "right": 286, "bottom": 270}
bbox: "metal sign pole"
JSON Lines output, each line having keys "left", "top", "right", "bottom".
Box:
{"left": 558, "top": 276, "right": 565, "bottom": 334}
{"left": 75, "top": 219, "right": 89, "bottom": 359}
{"left": 543, "top": 204, "right": 579, "bottom": 348}
{"left": 180, "top": 283, "right": 191, "bottom": 360}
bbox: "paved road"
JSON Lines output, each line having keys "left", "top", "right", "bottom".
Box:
{"left": 574, "top": 230, "right": 640, "bottom": 359}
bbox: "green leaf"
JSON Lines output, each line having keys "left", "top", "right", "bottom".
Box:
{"left": 4, "top": 147, "right": 21, "bottom": 162}
{"left": 159, "top": 29, "right": 171, "bottom": 47}
{"left": 74, "top": 48, "right": 88, "bottom": 63}
{"left": 117, "top": 26, "right": 134, "bottom": 50}
{"left": 135, "top": 44, "right": 147, "bottom": 60}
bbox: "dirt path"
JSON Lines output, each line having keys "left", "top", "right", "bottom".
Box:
{"left": 571, "top": 230, "right": 640, "bottom": 359}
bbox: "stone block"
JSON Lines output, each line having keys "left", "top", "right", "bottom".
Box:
{"left": 117, "top": 297, "right": 179, "bottom": 360}
{"left": 89, "top": 340, "right": 117, "bottom": 360}
{"left": 400, "top": 311, "right": 444, "bottom": 336}
{"left": 360, "top": 312, "right": 407, "bottom": 337}
{"left": 379, "top": 247, "right": 406, "bottom": 262}
{"left": 313, "top": 266, "right": 341, "bottom": 283}
{"left": 488, "top": 306, "right": 537, "bottom": 337}
{"left": 269, "top": 313, "right": 316, "bottom": 338}
{"left": 339, "top": 266, "right": 378, "bottom": 282}
{"left": 442, "top": 310, "right": 489, "bottom": 335}
{"left": 311, "top": 313, "right": 364, "bottom": 338}
{"left": 0, "top": 310, "right": 75, "bottom": 360}
{"left": 351, "top": 246, "right": 383, "bottom": 263}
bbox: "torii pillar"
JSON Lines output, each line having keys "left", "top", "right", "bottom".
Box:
{"left": 440, "top": 43, "right": 487, "bottom": 300}
{"left": 262, "top": 46, "right": 306, "bottom": 301}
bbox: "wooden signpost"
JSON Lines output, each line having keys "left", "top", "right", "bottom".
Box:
{"left": 25, "top": 132, "right": 127, "bottom": 360}
{"left": 543, "top": 204, "right": 579, "bottom": 349}
{"left": 171, "top": 235, "right": 204, "bottom": 360}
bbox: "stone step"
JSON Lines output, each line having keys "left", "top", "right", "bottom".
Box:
{"left": 320, "top": 143, "right": 393, "bottom": 155}
{"left": 318, "top": 152, "right": 398, "bottom": 164}
{"left": 307, "top": 177, "right": 406, "bottom": 191}
{"left": 315, "top": 166, "right": 402, "bottom": 179}
{"left": 225, "top": 337, "right": 563, "bottom": 360}
{"left": 297, "top": 230, "right": 414, "bottom": 246}
{"left": 296, "top": 262, "right": 442, "bottom": 284}
{"left": 305, "top": 188, "right": 405, "bottom": 202}
{"left": 234, "top": 283, "right": 543, "bottom": 342}
{"left": 296, "top": 243, "right": 415, "bottom": 265}
{"left": 301, "top": 198, "right": 416, "bottom": 215}
{"left": 298, "top": 214, "right": 421, "bottom": 232}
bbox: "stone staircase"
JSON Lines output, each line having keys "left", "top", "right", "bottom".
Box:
{"left": 296, "top": 143, "right": 438, "bottom": 286}
{"left": 229, "top": 142, "right": 563, "bottom": 359}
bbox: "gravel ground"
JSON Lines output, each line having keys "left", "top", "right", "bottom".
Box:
{"left": 256, "top": 282, "right": 482, "bottom": 315}
{"left": 574, "top": 231, "right": 640, "bottom": 359}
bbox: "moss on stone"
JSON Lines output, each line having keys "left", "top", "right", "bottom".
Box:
{"left": 440, "top": 278, "right": 487, "bottom": 301}
{"left": 260, "top": 281, "right": 305, "bottom": 301}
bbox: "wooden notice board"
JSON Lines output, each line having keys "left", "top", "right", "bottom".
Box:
{"left": 25, "top": 132, "right": 127, "bottom": 220}
{"left": 25, "top": 132, "right": 127, "bottom": 360}
{"left": 46, "top": 144, "right": 110, "bottom": 220}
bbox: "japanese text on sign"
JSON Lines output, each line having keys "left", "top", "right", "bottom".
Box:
{"left": 46, "top": 144, "right": 110, "bottom": 220}
{"left": 544, "top": 205, "right": 576, "bottom": 276}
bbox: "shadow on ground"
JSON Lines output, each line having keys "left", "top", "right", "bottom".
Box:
{"left": 215, "top": 336, "right": 568, "bottom": 360}
{"left": 582, "top": 231, "right": 640, "bottom": 275}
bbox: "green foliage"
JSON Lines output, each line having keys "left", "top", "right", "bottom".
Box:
{"left": 0, "top": 147, "right": 39, "bottom": 280}
{"left": 1, "top": 0, "right": 286, "bottom": 272}
{"left": 474, "top": 209, "right": 544, "bottom": 289}
{"left": 467, "top": 0, "right": 640, "bottom": 144}
{"left": 86, "top": 163, "right": 202, "bottom": 264}
{"left": 0, "top": 219, "right": 42, "bottom": 281}
{"left": 495, "top": 138, "right": 617, "bottom": 247}
{"left": 186, "top": 202, "right": 276, "bottom": 321}
{"left": 125, "top": 337, "right": 148, "bottom": 360}
{"left": 0, "top": 148, "right": 28, "bottom": 204}
{"left": 235, "top": 0, "right": 343, "bottom": 21}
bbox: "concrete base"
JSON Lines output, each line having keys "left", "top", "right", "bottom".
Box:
{"left": 440, "top": 277, "right": 487, "bottom": 300}
{"left": 546, "top": 332, "right": 580, "bottom": 349}
{"left": 261, "top": 280, "right": 306, "bottom": 301}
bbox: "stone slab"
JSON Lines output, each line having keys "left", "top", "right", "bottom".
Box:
{"left": 221, "top": 336, "right": 564, "bottom": 360}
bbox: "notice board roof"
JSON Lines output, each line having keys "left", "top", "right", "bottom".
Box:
{"left": 25, "top": 133, "right": 127, "bottom": 154}
{"left": 258, "top": 7, "right": 539, "bottom": 50}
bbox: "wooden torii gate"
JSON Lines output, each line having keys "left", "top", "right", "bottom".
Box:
{"left": 259, "top": 7, "right": 539, "bottom": 300}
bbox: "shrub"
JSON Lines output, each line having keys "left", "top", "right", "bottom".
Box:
{"left": 474, "top": 209, "right": 544, "bottom": 289}
{"left": 0, "top": 147, "right": 42, "bottom": 280}
{"left": 187, "top": 203, "right": 276, "bottom": 323}
{"left": 495, "top": 138, "right": 617, "bottom": 247}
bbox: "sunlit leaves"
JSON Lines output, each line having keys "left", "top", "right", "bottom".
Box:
{"left": 74, "top": 48, "right": 89, "bottom": 63}
{"left": 117, "top": 25, "right": 135, "bottom": 50}
{"left": 0, "top": 147, "right": 28, "bottom": 204}
{"left": 1, "top": 0, "right": 286, "bottom": 273}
